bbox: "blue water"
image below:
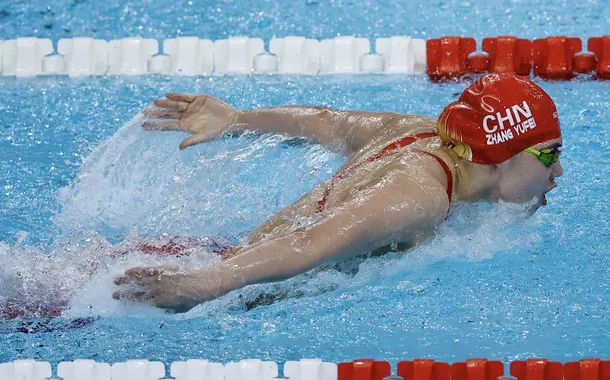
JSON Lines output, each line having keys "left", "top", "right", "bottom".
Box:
{"left": 1, "top": 0, "right": 610, "bottom": 42}
{"left": 1, "top": 0, "right": 610, "bottom": 372}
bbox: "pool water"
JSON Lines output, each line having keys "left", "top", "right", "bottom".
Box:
{"left": 1, "top": 0, "right": 609, "bottom": 369}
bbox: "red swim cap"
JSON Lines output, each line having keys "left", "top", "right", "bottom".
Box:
{"left": 436, "top": 73, "right": 561, "bottom": 164}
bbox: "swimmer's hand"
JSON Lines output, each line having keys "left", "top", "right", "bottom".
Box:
{"left": 142, "top": 93, "right": 243, "bottom": 150}
{"left": 113, "top": 266, "right": 232, "bottom": 313}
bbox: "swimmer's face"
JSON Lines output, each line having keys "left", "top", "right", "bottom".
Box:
{"left": 495, "top": 137, "right": 563, "bottom": 207}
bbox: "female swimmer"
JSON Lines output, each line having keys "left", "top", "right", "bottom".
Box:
{"left": 113, "top": 73, "right": 563, "bottom": 313}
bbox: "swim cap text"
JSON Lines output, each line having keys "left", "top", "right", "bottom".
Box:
{"left": 484, "top": 101, "right": 536, "bottom": 145}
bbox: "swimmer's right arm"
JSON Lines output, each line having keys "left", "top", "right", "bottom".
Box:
{"left": 237, "top": 106, "right": 398, "bottom": 154}
{"left": 142, "top": 93, "right": 401, "bottom": 153}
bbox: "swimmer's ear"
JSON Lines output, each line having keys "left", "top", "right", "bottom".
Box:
{"left": 179, "top": 132, "right": 214, "bottom": 150}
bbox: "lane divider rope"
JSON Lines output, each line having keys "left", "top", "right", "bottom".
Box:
{"left": 0, "top": 35, "right": 607, "bottom": 79}
{"left": 1, "top": 357, "right": 609, "bottom": 380}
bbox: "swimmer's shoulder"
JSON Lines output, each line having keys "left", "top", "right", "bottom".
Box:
{"left": 382, "top": 114, "right": 437, "bottom": 134}
{"left": 351, "top": 114, "right": 438, "bottom": 158}
{"left": 365, "top": 114, "right": 437, "bottom": 148}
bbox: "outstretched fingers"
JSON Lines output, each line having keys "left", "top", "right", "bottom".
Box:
{"left": 112, "top": 267, "right": 163, "bottom": 301}
{"left": 112, "top": 289, "right": 155, "bottom": 301}
{"left": 142, "top": 107, "right": 183, "bottom": 120}
{"left": 142, "top": 120, "right": 182, "bottom": 131}
{"left": 114, "top": 267, "right": 162, "bottom": 286}
{"left": 153, "top": 98, "right": 189, "bottom": 111}
{"left": 166, "top": 93, "right": 197, "bottom": 103}
{"left": 141, "top": 94, "right": 199, "bottom": 132}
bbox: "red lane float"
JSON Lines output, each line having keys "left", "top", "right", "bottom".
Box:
{"left": 397, "top": 359, "right": 451, "bottom": 380}
{"left": 333, "top": 358, "right": 610, "bottom": 379}
{"left": 427, "top": 36, "right": 476, "bottom": 79}
{"left": 573, "top": 53, "right": 597, "bottom": 73}
{"left": 482, "top": 36, "right": 532, "bottom": 75}
{"left": 533, "top": 36, "right": 582, "bottom": 79}
{"left": 338, "top": 359, "right": 391, "bottom": 380}
{"left": 589, "top": 35, "right": 610, "bottom": 79}
{"left": 451, "top": 359, "right": 505, "bottom": 380}
{"left": 564, "top": 359, "right": 610, "bottom": 380}
{"left": 428, "top": 35, "right": 610, "bottom": 80}
{"left": 510, "top": 359, "right": 563, "bottom": 380}
{"left": 467, "top": 53, "right": 490, "bottom": 73}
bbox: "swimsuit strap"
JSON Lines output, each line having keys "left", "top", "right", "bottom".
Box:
{"left": 316, "top": 132, "right": 440, "bottom": 213}
{"left": 416, "top": 151, "right": 454, "bottom": 218}
{"left": 378, "top": 132, "right": 439, "bottom": 154}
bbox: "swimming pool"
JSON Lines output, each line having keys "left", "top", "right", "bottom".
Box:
{"left": 1, "top": 0, "right": 609, "bottom": 374}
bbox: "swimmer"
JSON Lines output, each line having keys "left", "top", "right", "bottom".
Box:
{"left": 113, "top": 73, "right": 563, "bottom": 313}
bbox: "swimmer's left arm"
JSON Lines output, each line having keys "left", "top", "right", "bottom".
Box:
{"left": 114, "top": 177, "right": 449, "bottom": 312}
{"left": 191, "top": 178, "right": 449, "bottom": 306}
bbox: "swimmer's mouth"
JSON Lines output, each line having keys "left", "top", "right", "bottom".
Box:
{"left": 542, "top": 182, "right": 557, "bottom": 205}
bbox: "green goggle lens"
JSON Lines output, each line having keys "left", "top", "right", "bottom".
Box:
{"left": 525, "top": 147, "right": 562, "bottom": 167}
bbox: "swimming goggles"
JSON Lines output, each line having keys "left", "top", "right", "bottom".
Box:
{"left": 525, "top": 147, "right": 562, "bottom": 167}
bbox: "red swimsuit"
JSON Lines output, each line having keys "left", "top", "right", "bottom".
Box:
{"left": 315, "top": 131, "right": 453, "bottom": 213}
